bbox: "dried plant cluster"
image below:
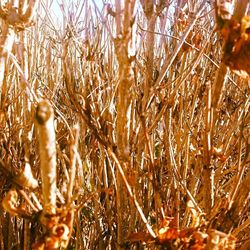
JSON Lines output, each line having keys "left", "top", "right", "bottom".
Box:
{"left": 0, "top": 0, "right": 249, "bottom": 249}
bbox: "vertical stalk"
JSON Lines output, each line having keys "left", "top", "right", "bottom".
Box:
{"left": 36, "top": 100, "right": 57, "bottom": 213}
{"left": 0, "top": 24, "right": 15, "bottom": 104}
{"left": 67, "top": 124, "right": 80, "bottom": 203}
{"left": 203, "top": 81, "right": 213, "bottom": 213}
{"left": 23, "top": 220, "right": 30, "bottom": 250}
{"left": 140, "top": 0, "right": 156, "bottom": 109}
{"left": 211, "top": 63, "right": 228, "bottom": 132}
{"left": 114, "top": 1, "right": 136, "bottom": 247}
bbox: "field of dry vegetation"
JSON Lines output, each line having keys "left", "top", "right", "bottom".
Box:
{"left": 0, "top": 0, "right": 249, "bottom": 249}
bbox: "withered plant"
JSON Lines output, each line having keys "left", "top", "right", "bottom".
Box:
{"left": 0, "top": 0, "right": 249, "bottom": 249}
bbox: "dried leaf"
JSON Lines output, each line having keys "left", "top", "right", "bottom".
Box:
{"left": 158, "top": 228, "right": 179, "bottom": 243}
{"left": 52, "top": 224, "right": 70, "bottom": 248}
{"left": 223, "top": 16, "right": 250, "bottom": 78}
{"left": 2, "top": 189, "right": 18, "bottom": 216}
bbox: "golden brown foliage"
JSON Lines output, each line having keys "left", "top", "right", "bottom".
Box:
{"left": 0, "top": 0, "right": 249, "bottom": 249}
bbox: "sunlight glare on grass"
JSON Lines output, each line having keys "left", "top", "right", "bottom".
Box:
{"left": 49, "top": 0, "right": 104, "bottom": 24}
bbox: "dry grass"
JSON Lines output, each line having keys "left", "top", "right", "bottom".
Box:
{"left": 0, "top": 0, "right": 249, "bottom": 249}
